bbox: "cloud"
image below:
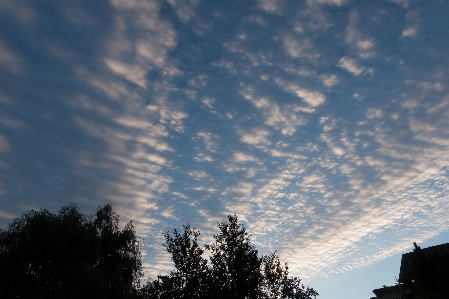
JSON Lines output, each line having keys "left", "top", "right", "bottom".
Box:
{"left": 240, "top": 88, "right": 309, "bottom": 135}
{"left": 167, "top": 0, "right": 199, "bottom": 22}
{"left": 159, "top": 109, "right": 188, "bottom": 132}
{"left": 232, "top": 152, "right": 261, "bottom": 163}
{"left": 202, "top": 97, "right": 215, "bottom": 109}
{"left": 0, "top": 0, "right": 183, "bottom": 255}
{"left": 223, "top": 181, "right": 255, "bottom": 197}
{"left": 194, "top": 153, "right": 214, "bottom": 162}
{"left": 258, "top": 0, "right": 283, "bottom": 14}
{"left": 240, "top": 128, "right": 271, "bottom": 145}
{"left": 405, "top": 80, "right": 443, "bottom": 92}
{"left": 320, "top": 116, "right": 338, "bottom": 131}
{"left": 188, "top": 170, "right": 209, "bottom": 180}
{"left": 402, "top": 28, "right": 417, "bottom": 37}
{"left": 357, "top": 39, "right": 374, "bottom": 51}
{"left": 283, "top": 36, "right": 318, "bottom": 60}
{"left": 273, "top": 79, "right": 326, "bottom": 108}
{"left": 338, "top": 56, "right": 365, "bottom": 75}
{"left": 195, "top": 131, "right": 218, "bottom": 152}
{"left": 321, "top": 74, "right": 339, "bottom": 87}
{"left": 0, "top": 135, "right": 9, "bottom": 153}
{"left": 269, "top": 149, "right": 305, "bottom": 160}
{"left": 0, "top": 0, "right": 36, "bottom": 24}
{"left": 344, "top": 11, "right": 376, "bottom": 58}
{"left": 332, "top": 147, "right": 345, "bottom": 156}
{"left": 307, "top": 0, "right": 346, "bottom": 6}
{"left": 366, "top": 108, "right": 384, "bottom": 119}
{"left": 0, "top": 41, "right": 23, "bottom": 74}
{"left": 108, "top": 0, "right": 176, "bottom": 67}
{"left": 294, "top": 89, "right": 326, "bottom": 107}
{"left": 104, "top": 59, "right": 147, "bottom": 88}
{"left": 389, "top": 0, "right": 410, "bottom": 8}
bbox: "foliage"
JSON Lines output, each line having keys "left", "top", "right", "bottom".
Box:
{"left": 1, "top": 206, "right": 318, "bottom": 299}
{"left": 398, "top": 243, "right": 449, "bottom": 299}
{"left": 143, "top": 215, "right": 318, "bottom": 299}
{"left": 0, "top": 204, "right": 143, "bottom": 299}
{"left": 141, "top": 224, "right": 211, "bottom": 298}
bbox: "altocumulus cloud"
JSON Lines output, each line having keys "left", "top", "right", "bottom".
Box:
{"left": 1, "top": 0, "right": 449, "bottom": 281}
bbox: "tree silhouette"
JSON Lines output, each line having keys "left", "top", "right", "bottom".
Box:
{"left": 206, "top": 215, "right": 262, "bottom": 298}
{"left": 0, "top": 204, "right": 143, "bottom": 299}
{"left": 142, "top": 224, "right": 211, "bottom": 298}
{"left": 143, "top": 215, "right": 318, "bottom": 299}
{"left": 1, "top": 206, "right": 318, "bottom": 299}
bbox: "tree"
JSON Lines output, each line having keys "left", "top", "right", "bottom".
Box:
{"left": 141, "top": 224, "right": 211, "bottom": 299}
{"left": 143, "top": 215, "right": 318, "bottom": 299}
{"left": 0, "top": 204, "right": 143, "bottom": 299}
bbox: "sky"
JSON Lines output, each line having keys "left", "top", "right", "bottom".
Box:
{"left": 1, "top": 0, "right": 449, "bottom": 298}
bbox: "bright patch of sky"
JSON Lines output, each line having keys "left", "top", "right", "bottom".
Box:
{"left": 1, "top": 1, "right": 449, "bottom": 298}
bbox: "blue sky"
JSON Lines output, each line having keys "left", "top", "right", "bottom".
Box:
{"left": 1, "top": 0, "right": 449, "bottom": 298}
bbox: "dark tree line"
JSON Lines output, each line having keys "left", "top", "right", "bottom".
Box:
{"left": 0, "top": 204, "right": 318, "bottom": 299}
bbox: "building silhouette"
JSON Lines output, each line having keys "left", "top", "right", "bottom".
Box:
{"left": 371, "top": 243, "right": 449, "bottom": 299}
